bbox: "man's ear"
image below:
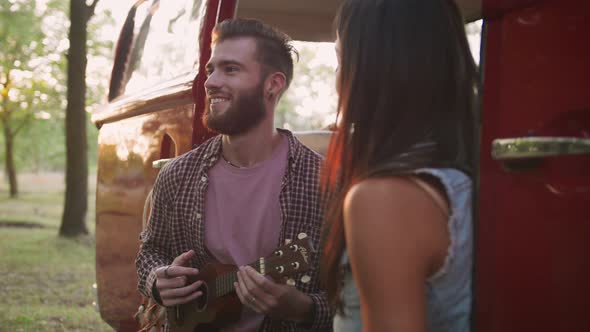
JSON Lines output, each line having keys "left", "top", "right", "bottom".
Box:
{"left": 265, "top": 72, "right": 287, "bottom": 100}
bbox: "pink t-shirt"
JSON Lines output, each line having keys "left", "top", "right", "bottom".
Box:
{"left": 204, "top": 135, "right": 288, "bottom": 332}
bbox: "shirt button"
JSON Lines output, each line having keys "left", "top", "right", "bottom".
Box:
{"left": 200, "top": 176, "right": 207, "bottom": 182}
{"left": 196, "top": 213, "right": 202, "bottom": 220}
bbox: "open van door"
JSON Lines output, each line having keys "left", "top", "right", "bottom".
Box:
{"left": 476, "top": 0, "right": 590, "bottom": 331}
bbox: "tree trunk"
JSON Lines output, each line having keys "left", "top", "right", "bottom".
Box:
{"left": 3, "top": 126, "right": 18, "bottom": 198}
{"left": 60, "top": 0, "right": 90, "bottom": 237}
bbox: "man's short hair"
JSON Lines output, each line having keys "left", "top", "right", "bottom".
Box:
{"left": 212, "top": 18, "right": 297, "bottom": 88}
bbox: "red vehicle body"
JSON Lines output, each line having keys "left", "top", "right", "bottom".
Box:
{"left": 91, "top": 0, "right": 590, "bottom": 330}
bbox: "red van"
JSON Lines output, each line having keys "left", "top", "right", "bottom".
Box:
{"left": 91, "top": 0, "right": 590, "bottom": 330}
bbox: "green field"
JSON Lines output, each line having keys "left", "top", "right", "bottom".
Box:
{"left": 0, "top": 173, "right": 113, "bottom": 332}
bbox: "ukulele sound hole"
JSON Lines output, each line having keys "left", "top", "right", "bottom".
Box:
{"left": 195, "top": 282, "right": 209, "bottom": 312}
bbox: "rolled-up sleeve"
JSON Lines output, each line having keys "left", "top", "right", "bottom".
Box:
{"left": 135, "top": 163, "right": 175, "bottom": 301}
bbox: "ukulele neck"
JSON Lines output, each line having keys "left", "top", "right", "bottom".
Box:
{"left": 214, "top": 258, "right": 264, "bottom": 298}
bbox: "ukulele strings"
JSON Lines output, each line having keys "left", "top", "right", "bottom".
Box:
{"left": 214, "top": 261, "right": 262, "bottom": 297}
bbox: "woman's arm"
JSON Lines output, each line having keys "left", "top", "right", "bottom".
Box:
{"left": 343, "top": 177, "right": 450, "bottom": 332}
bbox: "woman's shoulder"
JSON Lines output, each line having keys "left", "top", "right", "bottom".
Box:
{"left": 344, "top": 176, "right": 447, "bottom": 226}
{"left": 343, "top": 175, "right": 452, "bottom": 285}
{"left": 346, "top": 176, "right": 434, "bottom": 206}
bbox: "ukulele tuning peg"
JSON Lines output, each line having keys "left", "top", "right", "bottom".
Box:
{"left": 297, "top": 233, "right": 308, "bottom": 240}
{"left": 301, "top": 275, "right": 311, "bottom": 284}
{"left": 286, "top": 278, "right": 296, "bottom": 286}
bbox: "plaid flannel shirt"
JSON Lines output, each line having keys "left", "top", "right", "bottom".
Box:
{"left": 136, "top": 129, "right": 333, "bottom": 331}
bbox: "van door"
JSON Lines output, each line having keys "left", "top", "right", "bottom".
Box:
{"left": 476, "top": 0, "right": 590, "bottom": 331}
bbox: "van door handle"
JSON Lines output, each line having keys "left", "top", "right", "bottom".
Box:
{"left": 492, "top": 137, "right": 590, "bottom": 160}
{"left": 152, "top": 158, "right": 174, "bottom": 169}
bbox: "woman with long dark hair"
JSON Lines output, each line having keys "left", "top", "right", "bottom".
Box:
{"left": 321, "top": 0, "right": 477, "bottom": 331}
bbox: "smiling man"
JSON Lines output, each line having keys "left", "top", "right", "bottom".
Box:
{"left": 135, "top": 18, "right": 332, "bottom": 332}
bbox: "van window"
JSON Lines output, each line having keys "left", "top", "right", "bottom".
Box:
{"left": 122, "top": 0, "right": 206, "bottom": 96}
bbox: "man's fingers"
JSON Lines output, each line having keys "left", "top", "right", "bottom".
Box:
{"left": 161, "top": 265, "right": 199, "bottom": 278}
{"left": 238, "top": 268, "right": 276, "bottom": 311}
{"left": 236, "top": 270, "right": 252, "bottom": 300}
{"left": 156, "top": 276, "right": 192, "bottom": 291}
{"left": 163, "top": 288, "right": 203, "bottom": 307}
{"left": 171, "top": 250, "right": 195, "bottom": 266}
{"left": 235, "top": 279, "right": 263, "bottom": 314}
{"left": 243, "top": 266, "right": 278, "bottom": 294}
{"left": 234, "top": 281, "right": 249, "bottom": 306}
{"left": 155, "top": 264, "right": 197, "bottom": 278}
{"left": 160, "top": 280, "right": 203, "bottom": 300}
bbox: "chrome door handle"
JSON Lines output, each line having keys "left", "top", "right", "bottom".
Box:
{"left": 152, "top": 158, "right": 174, "bottom": 169}
{"left": 492, "top": 137, "right": 590, "bottom": 160}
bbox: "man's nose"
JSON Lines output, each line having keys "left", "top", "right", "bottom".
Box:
{"left": 204, "top": 71, "right": 221, "bottom": 90}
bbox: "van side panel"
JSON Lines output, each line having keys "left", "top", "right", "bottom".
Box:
{"left": 95, "top": 106, "right": 194, "bottom": 329}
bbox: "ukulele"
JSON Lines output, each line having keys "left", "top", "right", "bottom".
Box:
{"left": 168, "top": 235, "right": 313, "bottom": 332}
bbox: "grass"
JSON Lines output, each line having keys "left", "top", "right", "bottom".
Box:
{"left": 0, "top": 172, "right": 113, "bottom": 332}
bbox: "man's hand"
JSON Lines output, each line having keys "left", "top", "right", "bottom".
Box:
{"left": 234, "top": 266, "right": 314, "bottom": 323}
{"left": 155, "top": 250, "right": 202, "bottom": 307}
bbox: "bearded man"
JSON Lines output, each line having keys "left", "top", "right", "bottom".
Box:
{"left": 135, "top": 18, "right": 332, "bottom": 332}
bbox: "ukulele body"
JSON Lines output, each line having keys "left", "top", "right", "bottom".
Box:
{"left": 166, "top": 236, "right": 312, "bottom": 332}
{"left": 167, "top": 263, "right": 242, "bottom": 332}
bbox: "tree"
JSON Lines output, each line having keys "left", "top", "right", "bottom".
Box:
{"left": 59, "top": 0, "right": 99, "bottom": 237}
{"left": 275, "top": 43, "right": 337, "bottom": 131}
{"left": 0, "top": 0, "right": 66, "bottom": 197}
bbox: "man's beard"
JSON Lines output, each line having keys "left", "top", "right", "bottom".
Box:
{"left": 203, "top": 82, "right": 266, "bottom": 136}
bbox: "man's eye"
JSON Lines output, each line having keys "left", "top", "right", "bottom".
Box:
{"left": 226, "top": 66, "right": 238, "bottom": 73}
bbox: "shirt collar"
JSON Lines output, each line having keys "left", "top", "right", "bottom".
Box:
{"left": 199, "top": 129, "right": 302, "bottom": 174}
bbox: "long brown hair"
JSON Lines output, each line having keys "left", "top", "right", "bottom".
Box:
{"left": 320, "top": 0, "right": 478, "bottom": 306}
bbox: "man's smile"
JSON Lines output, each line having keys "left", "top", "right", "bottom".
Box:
{"left": 209, "top": 97, "right": 229, "bottom": 104}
